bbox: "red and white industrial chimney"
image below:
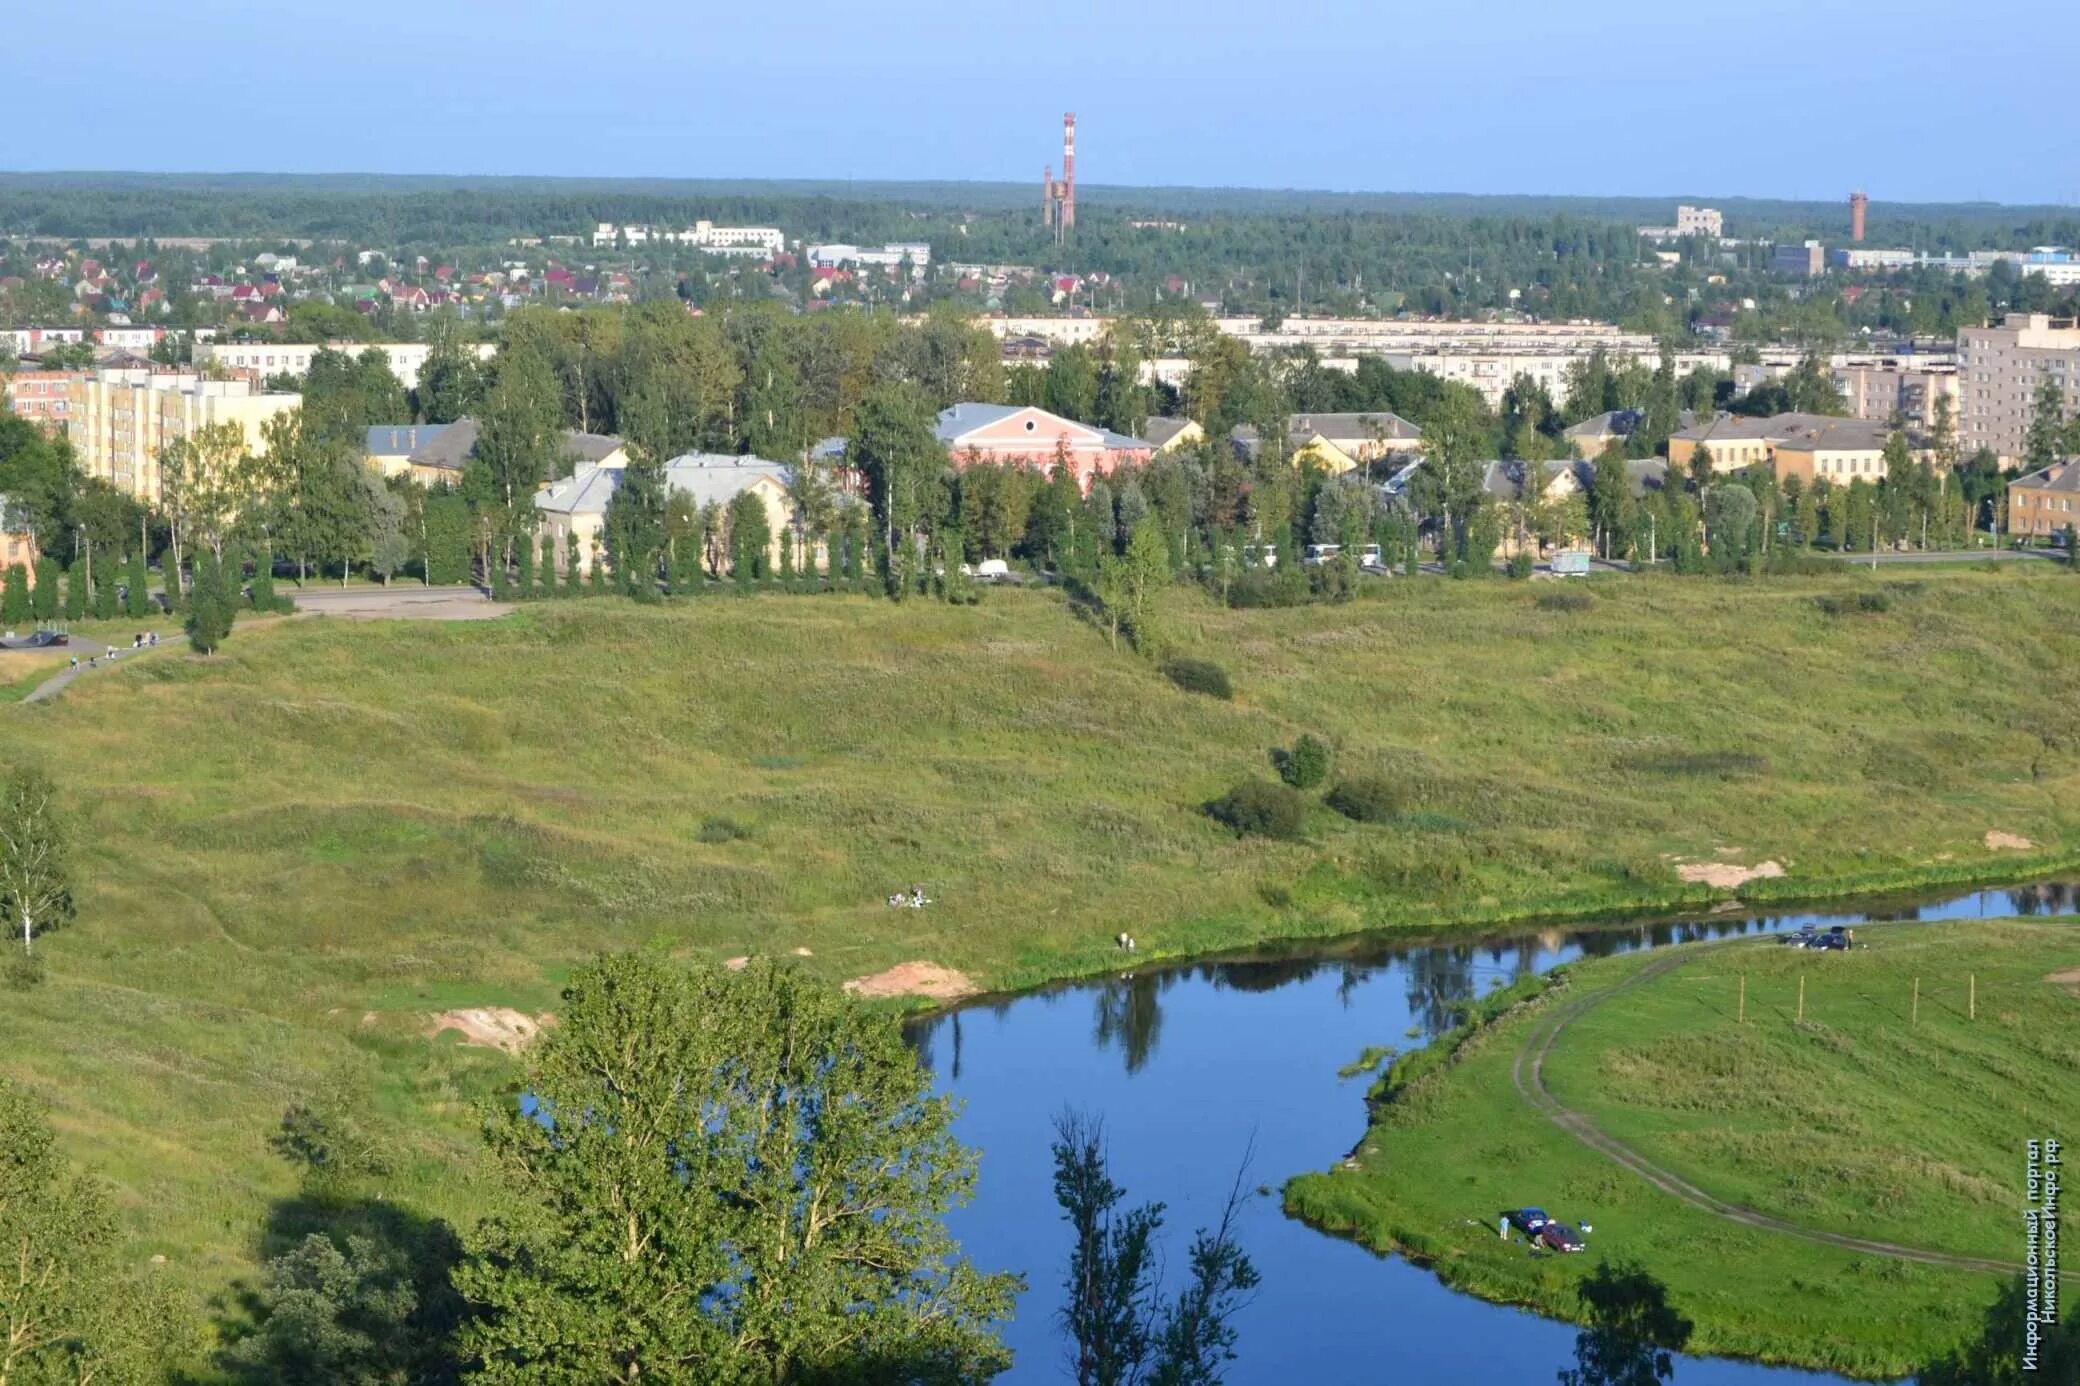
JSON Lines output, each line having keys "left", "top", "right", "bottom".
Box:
{"left": 1060, "top": 112, "right": 1076, "bottom": 235}
{"left": 1849, "top": 190, "right": 1868, "bottom": 243}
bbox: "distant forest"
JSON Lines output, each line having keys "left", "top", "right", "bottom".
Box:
{"left": 2, "top": 171, "right": 2076, "bottom": 252}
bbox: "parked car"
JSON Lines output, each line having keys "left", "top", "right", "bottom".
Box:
{"left": 1537, "top": 1222, "right": 1586, "bottom": 1253}
{"left": 972, "top": 558, "right": 1012, "bottom": 582}
{"left": 1781, "top": 926, "right": 1820, "bottom": 947}
{"left": 1505, "top": 1207, "right": 1552, "bottom": 1236}
{"left": 1357, "top": 544, "right": 1384, "bottom": 568}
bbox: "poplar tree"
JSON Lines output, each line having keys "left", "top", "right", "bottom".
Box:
{"left": 538, "top": 534, "right": 558, "bottom": 597}
{"left": 184, "top": 552, "right": 237, "bottom": 654}
{"left": 30, "top": 558, "right": 59, "bottom": 621}
{"left": 125, "top": 550, "right": 152, "bottom": 618}
{"left": 61, "top": 563, "right": 85, "bottom": 621}
{"left": 0, "top": 564, "right": 26, "bottom": 624}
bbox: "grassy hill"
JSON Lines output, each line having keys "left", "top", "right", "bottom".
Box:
{"left": 2, "top": 568, "right": 2076, "bottom": 1303}
{"left": 1285, "top": 917, "right": 2080, "bottom": 1377}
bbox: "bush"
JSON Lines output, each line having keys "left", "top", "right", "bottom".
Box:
{"left": 1326, "top": 776, "right": 1403, "bottom": 824}
{"left": 1814, "top": 591, "right": 1890, "bottom": 617}
{"left": 3, "top": 949, "right": 43, "bottom": 991}
{"left": 1164, "top": 658, "right": 1233, "bottom": 700}
{"left": 696, "top": 816, "right": 750, "bottom": 844}
{"left": 1505, "top": 552, "right": 1534, "bottom": 580}
{"left": 1535, "top": 590, "right": 1593, "bottom": 613}
{"left": 1276, "top": 733, "right": 1331, "bottom": 789}
{"left": 1204, "top": 778, "right": 1305, "bottom": 840}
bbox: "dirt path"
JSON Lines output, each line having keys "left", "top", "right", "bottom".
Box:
{"left": 1508, "top": 942, "right": 2019, "bottom": 1276}
{"left": 23, "top": 641, "right": 178, "bottom": 704}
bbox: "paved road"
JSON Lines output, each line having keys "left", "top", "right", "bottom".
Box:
{"left": 284, "top": 583, "right": 514, "bottom": 620}
{"left": 23, "top": 641, "right": 176, "bottom": 704}
{"left": 1508, "top": 940, "right": 2019, "bottom": 1276}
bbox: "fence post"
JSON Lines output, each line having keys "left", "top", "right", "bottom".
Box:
{"left": 1738, "top": 973, "right": 1746, "bottom": 1025}
{"left": 1797, "top": 973, "right": 1805, "bottom": 1023}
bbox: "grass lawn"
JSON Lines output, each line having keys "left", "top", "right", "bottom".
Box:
{"left": 0, "top": 567, "right": 2076, "bottom": 1323}
{"left": 1285, "top": 917, "right": 2080, "bottom": 1377}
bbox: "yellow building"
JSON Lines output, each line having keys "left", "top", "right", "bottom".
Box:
{"left": 65, "top": 368, "right": 300, "bottom": 504}
{"left": 1667, "top": 412, "right": 1894, "bottom": 483}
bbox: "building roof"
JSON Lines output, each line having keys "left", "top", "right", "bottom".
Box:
{"left": 2013, "top": 461, "right": 2080, "bottom": 494}
{"left": 1563, "top": 409, "right": 1643, "bottom": 440}
{"left": 534, "top": 462, "right": 625, "bottom": 517}
{"left": 364, "top": 423, "right": 452, "bottom": 457}
{"left": 661, "top": 453, "right": 793, "bottom": 510}
{"left": 406, "top": 418, "right": 625, "bottom": 474}
{"left": 1141, "top": 416, "right": 1199, "bottom": 449}
{"left": 936, "top": 402, "right": 1147, "bottom": 453}
{"left": 1287, "top": 410, "right": 1422, "bottom": 444}
{"left": 1479, "top": 457, "right": 1670, "bottom": 502}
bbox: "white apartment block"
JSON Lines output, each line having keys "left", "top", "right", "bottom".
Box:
{"left": 1957, "top": 313, "right": 2080, "bottom": 461}
{"left": 1639, "top": 205, "right": 1725, "bottom": 241}
{"left": 193, "top": 340, "right": 496, "bottom": 391}
{"left": 590, "top": 221, "right": 785, "bottom": 256}
{"left": 807, "top": 242, "right": 932, "bottom": 273}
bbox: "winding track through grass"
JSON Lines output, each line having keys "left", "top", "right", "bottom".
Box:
{"left": 1509, "top": 934, "right": 2020, "bottom": 1275}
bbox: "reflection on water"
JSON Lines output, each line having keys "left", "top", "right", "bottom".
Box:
{"left": 910, "top": 881, "right": 2078, "bottom": 1385}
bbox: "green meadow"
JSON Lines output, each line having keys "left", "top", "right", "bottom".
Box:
{"left": 1, "top": 567, "right": 2076, "bottom": 1314}
{"left": 1286, "top": 917, "right": 2080, "bottom": 1376}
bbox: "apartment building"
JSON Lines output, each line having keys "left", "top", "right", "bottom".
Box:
{"left": 1957, "top": 313, "right": 2080, "bottom": 462}
{"left": 1831, "top": 362, "right": 1959, "bottom": 430}
{"left": 5, "top": 371, "right": 88, "bottom": 434}
{"left": 192, "top": 340, "right": 495, "bottom": 391}
{"left": 65, "top": 368, "right": 301, "bottom": 503}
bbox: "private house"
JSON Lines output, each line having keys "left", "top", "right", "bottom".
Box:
{"left": 0, "top": 495, "right": 38, "bottom": 581}
{"left": 2008, "top": 460, "right": 2080, "bottom": 541}
{"left": 531, "top": 452, "right": 801, "bottom": 576}
{"left": 1668, "top": 413, "right": 1895, "bottom": 483}
{"left": 362, "top": 424, "right": 454, "bottom": 480}
{"left": 1141, "top": 416, "right": 1205, "bottom": 454}
{"left": 394, "top": 418, "right": 627, "bottom": 489}
{"left": 1479, "top": 458, "right": 1669, "bottom": 556}
{"left": 1562, "top": 409, "right": 1642, "bottom": 459}
{"left": 934, "top": 403, "right": 1151, "bottom": 492}
{"left": 1286, "top": 411, "right": 1423, "bottom": 473}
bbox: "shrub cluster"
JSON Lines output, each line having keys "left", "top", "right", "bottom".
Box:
{"left": 1276, "top": 734, "right": 1331, "bottom": 789}
{"left": 1505, "top": 552, "right": 1534, "bottom": 580}
{"left": 1814, "top": 591, "right": 1890, "bottom": 616}
{"left": 1205, "top": 778, "right": 1305, "bottom": 840}
{"left": 1535, "top": 590, "right": 1593, "bottom": 613}
{"left": 1164, "top": 658, "right": 1233, "bottom": 700}
{"left": 696, "top": 816, "right": 751, "bottom": 844}
{"left": 1326, "top": 776, "right": 1402, "bottom": 824}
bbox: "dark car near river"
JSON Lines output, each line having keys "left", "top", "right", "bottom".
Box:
{"left": 1537, "top": 1223, "right": 1586, "bottom": 1253}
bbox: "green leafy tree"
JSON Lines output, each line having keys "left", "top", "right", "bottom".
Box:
{"left": 28, "top": 558, "right": 58, "bottom": 621}
{"left": 851, "top": 382, "right": 945, "bottom": 598}
{"left": 61, "top": 562, "right": 85, "bottom": 621}
{"left": 2025, "top": 373, "right": 2068, "bottom": 476}
{"left": 185, "top": 551, "right": 237, "bottom": 654}
{"left": 1279, "top": 734, "right": 1331, "bottom": 790}
{"left": 603, "top": 455, "right": 667, "bottom": 598}
{"left": 456, "top": 953, "right": 1018, "bottom": 1384}
{"left": 0, "top": 765, "right": 73, "bottom": 955}
{"left": 93, "top": 569, "right": 118, "bottom": 620}
{"left": 0, "top": 563, "right": 27, "bottom": 625}
{"left": 1703, "top": 483, "right": 1759, "bottom": 569}
{"left": 125, "top": 549, "right": 152, "bottom": 618}
{"left": 420, "top": 490, "right": 472, "bottom": 585}
{"left": 538, "top": 533, "right": 558, "bottom": 597}
{"left": 1916, "top": 1273, "right": 2079, "bottom": 1385}
{"left": 0, "top": 1078, "right": 194, "bottom": 1383}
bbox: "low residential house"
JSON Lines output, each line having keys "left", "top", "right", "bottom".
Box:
{"left": 0, "top": 495, "right": 38, "bottom": 580}
{"left": 531, "top": 452, "right": 802, "bottom": 576}
{"left": 1141, "top": 416, "right": 1205, "bottom": 454}
{"left": 1478, "top": 457, "right": 1669, "bottom": 556}
{"left": 362, "top": 424, "right": 456, "bottom": 480}
{"left": 2007, "top": 460, "right": 2080, "bottom": 542}
{"left": 396, "top": 417, "right": 628, "bottom": 489}
{"left": 1562, "top": 409, "right": 1643, "bottom": 459}
{"left": 934, "top": 403, "right": 1151, "bottom": 492}
{"left": 1286, "top": 411, "right": 1423, "bottom": 473}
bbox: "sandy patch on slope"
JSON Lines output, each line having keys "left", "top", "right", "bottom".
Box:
{"left": 843, "top": 961, "right": 978, "bottom": 1001}
{"left": 1675, "top": 860, "right": 1785, "bottom": 889}
{"left": 2048, "top": 968, "right": 2080, "bottom": 997}
{"left": 426, "top": 1007, "right": 554, "bottom": 1055}
{"left": 1984, "top": 830, "right": 2036, "bottom": 851}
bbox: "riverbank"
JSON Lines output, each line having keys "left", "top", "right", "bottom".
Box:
{"left": 1285, "top": 916, "right": 2080, "bottom": 1378}
{"left": 1, "top": 570, "right": 2076, "bottom": 1305}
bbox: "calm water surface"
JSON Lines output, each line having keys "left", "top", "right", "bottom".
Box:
{"left": 908, "top": 882, "right": 2078, "bottom": 1384}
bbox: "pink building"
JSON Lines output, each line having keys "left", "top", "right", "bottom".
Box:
{"left": 935, "top": 403, "right": 1151, "bottom": 492}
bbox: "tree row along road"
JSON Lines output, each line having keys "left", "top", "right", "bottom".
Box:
{"left": 1508, "top": 938, "right": 2021, "bottom": 1276}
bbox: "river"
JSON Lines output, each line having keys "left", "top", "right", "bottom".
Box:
{"left": 906, "top": 881, "right": 2077, "bottom": 1384}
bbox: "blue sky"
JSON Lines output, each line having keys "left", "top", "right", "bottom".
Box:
{"left": 8, "top": 0, "right": 2072, "bottom": 205}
